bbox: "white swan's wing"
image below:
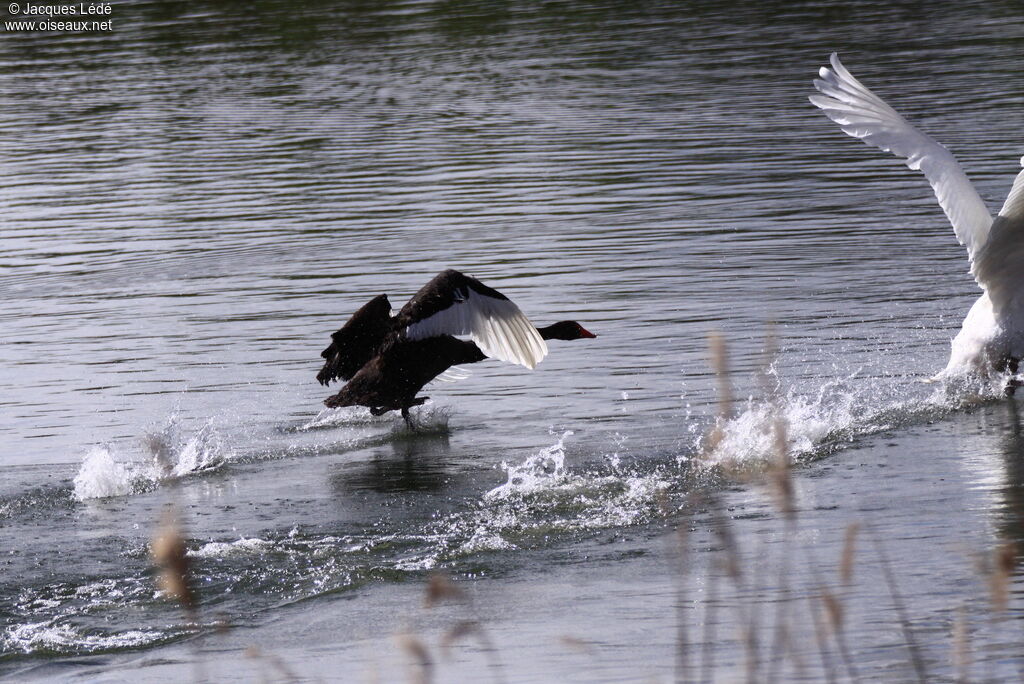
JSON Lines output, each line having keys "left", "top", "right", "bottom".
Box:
{"left": 810, "top": 53, "right": 993, "bottom": 261}
{"left": 399, "top": 270, "right": 548, "bottom": 370}
{"left": 997, "top": 159, "right": 1024, "bottom": 220}
{"left": 972, "top": 161, "right": 1024, "bottom": 314}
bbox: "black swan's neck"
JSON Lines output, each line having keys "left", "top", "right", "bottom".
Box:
{"left": 536, "top": 321, "right": 595, "bottom": 341}
{"left": 537, "top": 324, "right": 560, "bottom": 340}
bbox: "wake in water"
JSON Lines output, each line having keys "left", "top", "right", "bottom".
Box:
{"left": 9, "top": 374, "right": 1012, "bottom": 662}
{"left": 387, "top": 431, "right": 678, "bottom": 570}
{"left": 297, "top": 404, "right": 452, "bottom": 433}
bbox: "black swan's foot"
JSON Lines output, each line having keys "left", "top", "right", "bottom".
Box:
{"left": 370, "top": 406, "right": 390, "bottom": 416}
{"left": 400, "top": 397, "right": 429, "bottom": 429}
{"left": 999, "top": 357, "right": 1021, "bottom": 397}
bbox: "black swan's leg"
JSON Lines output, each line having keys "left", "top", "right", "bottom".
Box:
{"left": 400, "top": 397, "right": 429, "bottom": 429}
{"left": 1007, "top": 357, "right": 1022, "bottom": 397}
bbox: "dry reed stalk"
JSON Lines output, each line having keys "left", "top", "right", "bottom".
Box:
{"left": 987, "top": 542, "right": 1016, "bottom": 613}
{"left": 827, "top": 592, "right": 860, "bottom": 684}
{"left": 744, "top": 556, "right": 762, "bottom": 684}
{"left": 440, "top": 620, "right": 480, "bottom": 653}
{"left": 396, "top": 633, "right": 433, "bottom": 684}
{"left": 703, "top": 335, "right": 761, "bottom": 682}
{"left": 151, "top": 506, "right": 195, "bottom": 615}
{"left": 704, "top": 331, "right": 733, "bottom": 459}
{"left": 708, "top": 496, "right": 770, "bottom": 684}
{"left": 768, "top": 416, "right": 795, "bottom": 521}
{"left": 421, "top": 574, "right": 506, "bottom": 684}
{"left": 801, "top": 522, "right": 862, "bottom": 684}
{"left": 764, "top": 420, "right": 796, "bottom": 680}
{"left": 151, "top": 504, "right": 211, "bottom": 683}
{"left": 867, "top": 529, "right": 927, "bottom": 683}
{"left": 951, "top": 605, "right": 970, "bottom": 684}
{"left": 757, "top": 329, "right": 799, "bottom": 683}
{"left": 839, "top": 523, "right": 859, "bottom": 587}
{"left": 699, "top": 530, "right": 720, "bottom": 684}
{"left": 779, "top": 622, "right": 808, "bottom": 680}
{"left": 671, "top": 521, "right": 691, "bottom": 684}
{"left": 709, "top": 331, "right": 733, "bottom": 423}
{"left": 820, "top": 589, "right": 842, "bottom": 642}
{"left": 804, "top": 584, "right": 838, "bottom": 684}
{"left": 799, "top": 542, "right": 862, "bottom": 684}
{"left": 831, "top": 523, "right": 862, "bottom": 684}
{"left": 760, "top": 327, "right": 794, "bottom": 522}
{"left": 710, "top": 498, "right": 742, "bottom": 585}
{"left": 244, "top": 646, "right": 301, "bottom": 684}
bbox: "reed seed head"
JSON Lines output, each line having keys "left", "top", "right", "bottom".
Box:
{"left": 425, "top": 573, "right": 464, "bottom": 608}
{"left": 151, "top": 508, "right": 194, "bottom": 610}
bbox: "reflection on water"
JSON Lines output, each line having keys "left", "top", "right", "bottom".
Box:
{"left": 996, "top": 401, "right": 1024, "bottom": 570}
{"left": 332, "top": 430, "right": 454, "bottom": 493}
{"left": 2, "top": 0, "right": 1024, "bottom": 679}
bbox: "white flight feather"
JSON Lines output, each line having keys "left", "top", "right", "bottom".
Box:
{"left": 809, "top": 52, "right": 993, "bottom": 262}
{"left": 998, "top": 160, "right": 1024, "bottom": 219}
{"left": 404, "top": 289, "right": 548, "bottom": 369}
{"left": 812, "top": 55, "right": 1024, "bottom": 377}
{"left": 972, "top": 163, "right": 1024, "bottom": 331}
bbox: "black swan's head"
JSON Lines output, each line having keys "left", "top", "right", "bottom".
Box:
{"left": 539, "top": 321, "right": 597, "bottom": 341}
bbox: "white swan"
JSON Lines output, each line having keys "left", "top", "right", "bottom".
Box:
{"left": 810, "top": 53, "right": 1024, "bottom": 383}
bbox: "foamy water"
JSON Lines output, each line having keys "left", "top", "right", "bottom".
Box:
{"left": 73, "top": 421, "right": 229, "bottom": 501}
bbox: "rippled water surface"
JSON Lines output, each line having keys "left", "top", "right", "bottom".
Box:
{"left": 2, "top": 1, "right": 1024, "bottom": 681}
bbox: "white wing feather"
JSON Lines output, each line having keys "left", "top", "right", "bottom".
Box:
{"left": 810, "top": 53, "right": 993, "bottom": 261}
{"left": 998, "top": 159, "right": 1024, "bottom": 220}
{"left": 973, "top": 161, "right": 1024, "bottom": 319}
{"left": 404, "top": 290, "right": 548, "bottom": 370}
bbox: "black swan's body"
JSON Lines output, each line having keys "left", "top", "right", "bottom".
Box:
{"left": 316, "top": 270, "right": 595, "bottom": 424}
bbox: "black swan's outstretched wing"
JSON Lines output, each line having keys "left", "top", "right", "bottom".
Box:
{"left": 317, "top": 294, "right": 393, "bottom": 386}
{"left": 394, "top": 269, "right": 548, "bottom": 369}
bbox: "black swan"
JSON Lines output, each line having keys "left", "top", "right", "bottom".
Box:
{"left": 316, "top": 270, "right": 596, "bottom": 425}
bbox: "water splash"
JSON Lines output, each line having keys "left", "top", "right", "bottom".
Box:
{"left": 695, "top": 366, "right": 1006, "bottom": 467}
{"left": 3, "top": 620, "right": 168, "bottom": 654}
{"left": 72, "top": 421, "right": 228, "bottom": 501}
{"left": 189, "top": 537, "right": 274, "bottom": 559}
{"left": 72, "top": 446, "right": 136, "bottom": 500}
{"left": 485, "top": 430, "right": 572, "bottom": 500}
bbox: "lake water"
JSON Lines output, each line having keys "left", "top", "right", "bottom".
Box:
{"left": 2, "top": 0, "right": 1024, "bottom": 681}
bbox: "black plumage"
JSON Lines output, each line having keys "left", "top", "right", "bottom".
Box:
{"left": 315, "top": 270, "right": 595, "bottom": 425}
